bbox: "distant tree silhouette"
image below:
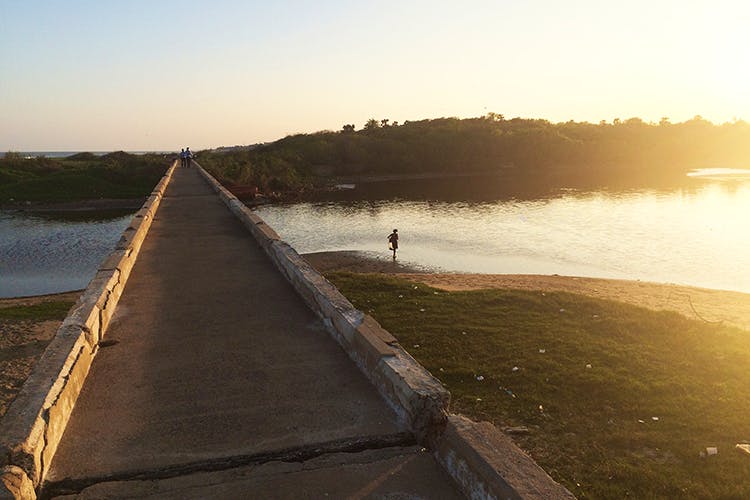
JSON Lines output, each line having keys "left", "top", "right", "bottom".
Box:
{"left": 197, "top": 115, "right": 750, "bottom": 193}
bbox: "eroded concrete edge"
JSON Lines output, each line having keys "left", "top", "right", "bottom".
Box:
{"left": 194, "top": 164, "right": 574, "bottom": 499}
{"left": 0, "top": 162, "right": 178, "bottom": 500}
{"left": 433, "top": 415, "right": 575, "bottom": 500}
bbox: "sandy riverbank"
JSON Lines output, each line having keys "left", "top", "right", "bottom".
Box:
{"left": 303, "top": 251, "right": 750, "bottom": 332}
{"left": 0, "top": 198, "right": 144, "bottom": 212}
{"left": 0, "top": 291, "right": 80, "bottom": 417}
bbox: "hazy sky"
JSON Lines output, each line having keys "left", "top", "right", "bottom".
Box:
{"left": 1, "top": 1, "right": 748, "bottom": 150}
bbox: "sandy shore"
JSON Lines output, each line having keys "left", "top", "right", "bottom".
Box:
{"left": 304, "top": 251, "right": 750, "bottom": 332}
{"left": 0, "top": 291, "right": 80, "bottom": 418}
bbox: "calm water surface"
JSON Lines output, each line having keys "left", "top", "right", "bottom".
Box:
{"left": 0, "top": 211, "right": 132, "bottom": 298}
{"left": 2, "top": 172, "right": 748, "bottom": 298}
{"left": 256, "top": 174, "right": 750, "bottom": 293}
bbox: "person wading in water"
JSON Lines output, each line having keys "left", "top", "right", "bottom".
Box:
{"left": 387, "top": 229, "right": 399, "bottom": 260}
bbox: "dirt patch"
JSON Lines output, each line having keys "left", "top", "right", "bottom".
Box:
{"left": 400, "top": 274, "right": 750, "bottom": 332}
{"left": 305, "top": 251, "right": 750, "bottom": 332}
{"left": 303, "top": 250, "right": 437, "bottom": 275}
{"left": 0, "top": 291, "right": 80, "bottom": 418}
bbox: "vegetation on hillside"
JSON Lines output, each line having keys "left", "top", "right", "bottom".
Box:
{"left": 328, "top": 272, "right": 750, "bottom": 499}
{"left": 0, "top": 152, "right": 170, "bottom": 204}
{"left": 197, "top": 115, "right": 750, "bottom": 194}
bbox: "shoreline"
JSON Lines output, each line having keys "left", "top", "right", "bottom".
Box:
{"left": 303, "top": 250, "right": 750, "bottom": 332}
{"left": 0, "top": 198, "right": 144, "bottom": 212}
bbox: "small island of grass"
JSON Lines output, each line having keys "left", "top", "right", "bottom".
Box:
{"left": 0, "top": 151, "right": 171, "bottom": 208}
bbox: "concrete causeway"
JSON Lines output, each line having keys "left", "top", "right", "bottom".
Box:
{"left": 41, "top": 167, "right": 462, "bottom": 498}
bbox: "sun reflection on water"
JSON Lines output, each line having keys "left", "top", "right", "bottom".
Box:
{"left": 256, "top": 176, "right": 750, "bottom": 293}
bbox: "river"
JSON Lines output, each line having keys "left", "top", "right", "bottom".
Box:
{"left": 256, "top": 170, "right": 750, "bottom": 293}
{"left": 1, "top": 170, "right": 748, "bottom": 298}
{"left": 0, "top": 211, "right": 132, "bottom": 298}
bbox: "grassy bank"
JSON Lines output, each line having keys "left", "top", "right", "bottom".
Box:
{"left": 0, "top": 152, "right": 170, "bottom": 205}
{"left": 327, "top": 272, "right": 750, "bottom": 498}
{"left": 0, "top": 301, "right": 74, "bottom": 321}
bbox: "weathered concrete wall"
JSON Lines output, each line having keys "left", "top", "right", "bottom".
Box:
{"left": 195, "top": 164, "right": 574, "bottom": 499}
{"left": 0, "top": 163, "right": 177, "bottom": 500}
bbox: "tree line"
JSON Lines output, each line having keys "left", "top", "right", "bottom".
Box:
{"left": 198, "top": 114, "right": 750, "bottom": 193}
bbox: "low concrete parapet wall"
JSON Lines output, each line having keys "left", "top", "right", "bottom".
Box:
{"left": 195, "top": 164, "right": 574, "bottom": 499}
{"left": 434, "top": 415, "right": 575, "bottom": 499}
{"left": 0, "top": 162, "right": 178, "bottom": 500}
{"left": 196, "top": 164, "right": 449, "bottom": 442}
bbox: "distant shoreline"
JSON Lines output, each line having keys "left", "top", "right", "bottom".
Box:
{"left": 0, "top": 151, "right": 176, "bottom": 159}
{"left": 0, "top": 197, "right": 145, "bottom": 212}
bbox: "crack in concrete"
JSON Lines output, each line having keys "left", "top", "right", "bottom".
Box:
{"left": 40, "top": 432, "right": 415, "bottom": 499}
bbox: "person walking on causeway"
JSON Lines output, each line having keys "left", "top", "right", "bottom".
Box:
{"left": 388, "top": 229, "right": 399, "bottom": 260}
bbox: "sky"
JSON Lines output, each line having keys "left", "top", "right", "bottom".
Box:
{"left": 1, "top": 0, "right": 749, "bottom": 151}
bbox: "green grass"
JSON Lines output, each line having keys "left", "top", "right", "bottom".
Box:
{"left": 327, "top": 272, "right": 750, "bottom": 499}
{"left": 0, "top": 152, "right": 169, "bottom": 203}
{"left": 0, "top": 302, "right": 74, "bottom": 321}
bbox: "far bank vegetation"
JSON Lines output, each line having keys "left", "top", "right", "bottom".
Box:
{"left": 197, "top": 114, "right": 750, "bottom": 196}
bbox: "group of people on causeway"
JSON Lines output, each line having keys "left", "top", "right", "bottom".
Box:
{"left": 179, "top": 147, "right": 192, "bottom": 167}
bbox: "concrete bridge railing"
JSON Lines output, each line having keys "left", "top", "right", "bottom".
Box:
{"left": 0, "top": 162, "right": 178, "bottom": 499}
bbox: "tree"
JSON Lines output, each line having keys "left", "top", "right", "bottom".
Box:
{"left": 364, "top": 118, "right": 380, "bottom": 131}
{"left": 484, "top": 112, "right": 504, "bottom": 122}
{"left": 341, "top": 124, "right": 355, "bottom": 133}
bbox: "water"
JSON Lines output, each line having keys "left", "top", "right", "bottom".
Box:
{"left": 256, "top": 172, "right": 750, "bottom": 293}
{"left": 0, "top": 211, "right": 133, "bottom": 298}
{"left": 2, "top": 170, "right": 748, "bottom": 297}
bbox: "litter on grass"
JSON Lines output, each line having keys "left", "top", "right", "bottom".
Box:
{"left": 706, "top": 447, "right": 718, "bottom": 456}
{"left": 413, "top": 344, "right": 420, "bottom": 348}
{"left": 652, "top": 417, "right": 659, "bottom": 421}
{"left": 512, "top": 366, "right": 519, "bottom": 372}
{"left": 736, "top": 444, "right": 750, "bottom": 455}
{"left": 504, "top": 426, "right": 530, "bottom": 435}
{"left": 419, "top": 308, "right": 426, "bottom": 312}
{"left": 539, "top": 349, "right": 546, "bottom": 353}
{"left": 586, "top": 364, "right": 592, "bottom": 369}
{"left": 476, "top": 375, "right": 484, "bottom": 381}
